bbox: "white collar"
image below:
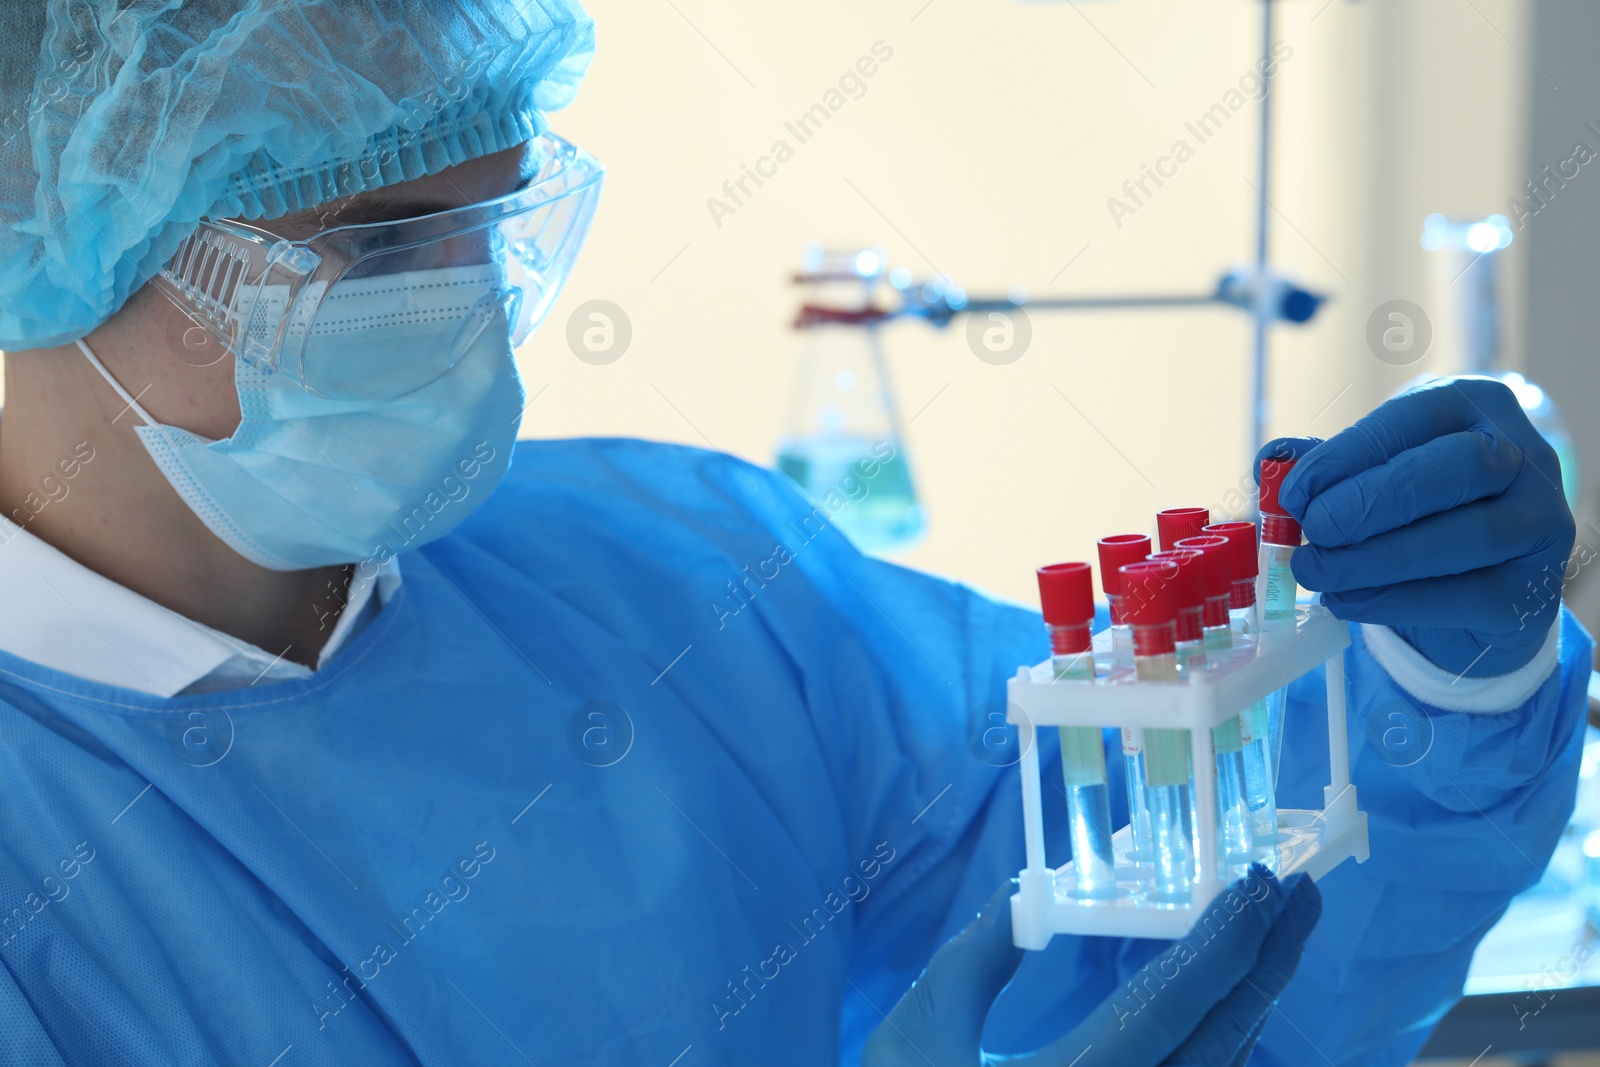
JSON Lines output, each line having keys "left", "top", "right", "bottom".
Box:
{"left": 0, "top": 514, "right": 400, "bottom": 698}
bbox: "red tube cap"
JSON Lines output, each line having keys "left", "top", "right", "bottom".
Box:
{"left": 1037, "top": 562, "right": 1094, "bottom": 627}
{"left": 1097, "top": 534, "right": 1152, "bottom": 597}
{"left": 1203, "top": 521, "right": 1259, "bottom": 581}
{"left": 1119, "top": 560, "right": 1177, "bottom": 626}
{"left": 1258, "top": 458, "right": 1298, "bottom": 518}
{"left": 1259, "top": 458, "right": 1303, "bottom": 544}
{"left": 1173, "top": 535, "right": 1232, "bottom": 601}
{"left": 1147, "top": 549, "right": 1203, "bottom": 612}
{"left": 1157, "top": 507, "right": 1211, "bottom": 551}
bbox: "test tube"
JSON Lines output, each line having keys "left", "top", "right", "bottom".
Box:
{"left": 1097, "top": 534, "right": 1154, "bottom": 666}
{"left": 1146, "top": 548, "right": 1207, "bottom": 670}
{"left": 1175, "top": 535, "right": 1259, "bottom": 870}
{"left": 1257, "top": 458, "right": 1302, "bottom": 790}
{"left": 1097, "top": 533, "right": 1154, "bottom": 862}
{"left": 1257, "top": 459, "right": 1301, "bottom": 626}
{"left": 1173, "top": 536, "right": 1235, "bottom": 653}
{"left": 1038, "top": 562, "right": 1117, "bottom": 900}
{"left": 1203, "top": 520, "right": 1261, "bottom": 640}
{"left": 1202, "top": 521, "right": 1280, "bottom": 852}
{"left": 1156, "top": 507, "right": 1211, "bottom": 552}
{"left": 1119, "top": 559, "right": 1193, "bottom": 904}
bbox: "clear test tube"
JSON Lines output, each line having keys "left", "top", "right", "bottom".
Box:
{"left": 1257, "top": 458, "right": 1303, "bottom": 790}
{"left": 1203, "top": 520, "right": 1279, "bottom": 853}
{"left": 1097, "top": 533, "right": 1154, "bottom": 862}
{"left": 1203, "top": 520, "right": 1261, "bottom": 640}
{"left": 1156, "top": 506, "right": 1211, "bottom": 552}
{"left": 1147, "top": 548, "right": 1207, "bottom": 670}
{"left": 1175, "top": 535, "right": 1260, "bottom": 870}
{"left": 1038, "top": 562, "right": 1117, "bottom": 900}
{"left": 1258, "top": 459, "right": 1301, "bottom": 625}
{"left": 1097, "top": 534, "right": 1153, "bottom": 666}
{"left": 1119, "top": 560, "right": 1193, "bottom": 904}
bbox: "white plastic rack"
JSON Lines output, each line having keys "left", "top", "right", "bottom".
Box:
{"left": 1007, "top": 604, "right": 1369, "bottom": 945}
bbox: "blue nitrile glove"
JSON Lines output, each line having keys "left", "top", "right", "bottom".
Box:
{"left": 1259, "top": 375, "right": 1576, "bottom": 677}
{"left": 861, "top": 867, "right": 1321, "bottom": 1067}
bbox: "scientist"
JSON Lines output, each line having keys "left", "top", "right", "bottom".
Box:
{"left": 0, "top": 3, "right": 1586, "bottom": 1066}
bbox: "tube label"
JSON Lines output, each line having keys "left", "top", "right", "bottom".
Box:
{"left": 1241, "top": 701, "right": 1270, "bottom": 744}
{"left": 1143, "top": 729, "right": 1191, "bottom": 788}
{"left": 1262, "top": 553, "right": 1297, "bottom": 623}
{"left": 1213, "top": 716, "right": 1244, "bottom": 754}
{"left": 1060, "top": 726, "right": 1108, "bottom": 787}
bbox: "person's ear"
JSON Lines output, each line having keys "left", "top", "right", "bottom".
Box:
{"left": 83, "top": 282, "right": 242, "bottom": 438}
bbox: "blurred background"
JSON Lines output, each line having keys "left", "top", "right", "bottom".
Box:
{"left": 517, "top": 0, "right": 1600, "bottom": 1060}
{"left": 513, "top": 0, "right": 1598, "bottom": 614}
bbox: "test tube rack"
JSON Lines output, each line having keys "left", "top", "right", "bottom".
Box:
{"left": 1007, "top": 604, "right": 1369, "bottom": 946}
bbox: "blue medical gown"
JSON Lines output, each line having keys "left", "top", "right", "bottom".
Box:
{"left": 0, "top": 439, "right": 1587, "bottom": 1066}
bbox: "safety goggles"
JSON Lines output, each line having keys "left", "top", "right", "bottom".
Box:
{"left": 152, "top": 133, "right": 603, "bottom": 401}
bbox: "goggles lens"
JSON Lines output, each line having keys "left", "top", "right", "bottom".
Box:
{"left": 155, "top": 135, "right": 602, "bottom": 402}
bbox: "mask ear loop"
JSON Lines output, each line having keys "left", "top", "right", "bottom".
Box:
{"left": 76, "top": 339, "right": 158, "bottom": 428}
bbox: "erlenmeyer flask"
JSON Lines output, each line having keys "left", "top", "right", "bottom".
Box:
{"left": 776, "top": 246, "right": 925, "bottom": 553}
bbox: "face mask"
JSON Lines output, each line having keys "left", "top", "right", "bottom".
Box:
{"left": 80, "top": 263, "right": 526, "bottom": 571}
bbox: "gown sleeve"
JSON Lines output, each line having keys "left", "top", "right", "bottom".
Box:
{"left": 1248, "top": 614, "right": 1590, "bottom": 1065}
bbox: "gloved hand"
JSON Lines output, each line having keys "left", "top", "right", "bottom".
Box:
{"left": 861, "top": 867, "right": 1321, "bottom": 1067}
{"left": 1259, "top": 375, "right": 1576, "bottom": 677}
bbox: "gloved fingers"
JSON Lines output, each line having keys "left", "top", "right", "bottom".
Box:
{"left": 1157, "top": 876, "right": 1322, "bottom": 1067}
{"left": 1290, "top": 497, "right": 1556, "bottom": 592}
{"left": 1028, "top": 867, "right": 1294, "bottom": 1067}
{"left": 1314, "top": 569, "right": 1539, "bottom": 631}
{"left": 1296, "top": 429, "right": 1522, "bottom": 548}
{"left": 1253, "top": 437, "right": 1324, "bottom": 485}
{"left": 862, "top": 881, "right": 1024, "bottom": 1067}
{"left": 1271, "top": 379, "right": 1505, "bottom": 516}
{"left": 1442, "top": 379, "right": 1569, "bottom": 495}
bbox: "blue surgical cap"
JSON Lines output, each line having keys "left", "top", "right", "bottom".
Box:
{"left": 0, "top": 0, "right": 594, "bottom": 351}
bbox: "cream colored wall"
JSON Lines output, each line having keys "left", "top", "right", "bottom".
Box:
{"left": 518, "top": 0, "right": 1532, "bottom": 608}
{"left": 0, "top": 1, "right": 1534, "bottom": 611}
